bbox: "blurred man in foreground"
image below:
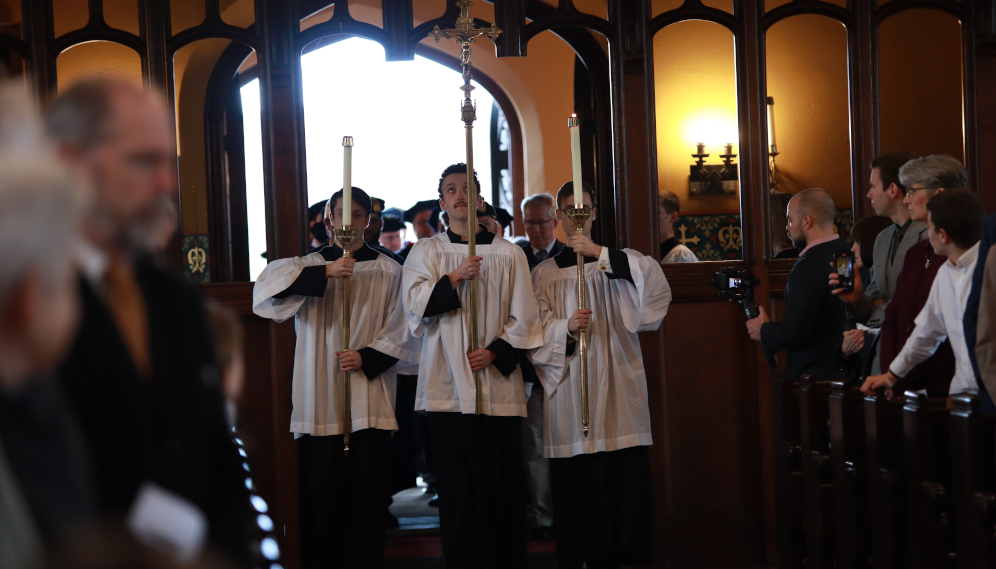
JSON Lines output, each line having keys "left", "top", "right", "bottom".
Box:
{"left": 47, "top": 78, "right": 250, "bottom": 564}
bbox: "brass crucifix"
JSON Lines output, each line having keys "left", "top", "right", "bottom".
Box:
{"left": 428, "top": 1, "right": 501, "bottom": 415}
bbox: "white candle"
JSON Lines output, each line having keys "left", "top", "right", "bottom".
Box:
{"left": 342, "top": 136, "right": 353, "bottom": 227}
{"left": 569, "top": 115, "right": 583, "bottom": 207}
{"left": 766, "top": 97, "right": 777, "bottom": 153}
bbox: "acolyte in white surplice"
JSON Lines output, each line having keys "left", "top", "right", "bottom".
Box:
{"left": 251, "top": 244, "right": 420, "bottom": 437}
{"left": 402, "top": 229, "right": 544, "bottom": 416}
{"left": 529, "top": 247, "right": 672, "bottom": 458}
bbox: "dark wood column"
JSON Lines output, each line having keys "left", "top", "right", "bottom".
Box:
{"left": 255, "top": 1, "right": 308, "bottom": 566}
{"left": 847, "top": 0, "right": 876, "bottom": 222}
{"left": 21, "top": 0, "right": 54, "bottom": 106}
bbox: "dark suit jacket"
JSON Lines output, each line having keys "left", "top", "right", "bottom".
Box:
{"left": 761, "top": 237, "right": 851, "bottom": 382}
{"left": 516, "top": 239, "right": 565, "bottom": 386}
{"left": 517, "top": 238, "right": 565, "bottom": 270}
{"left": 58, "top": 261, "right": 249, "bottom": 564}
{"left": 965, "top": 213, "right": 996, "bottom": 412}
{"left": 879, "top": 239, "right": 955, "bottom": 397}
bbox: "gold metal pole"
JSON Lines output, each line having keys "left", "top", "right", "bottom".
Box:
{"left": 429, "top": 1, "right": 500, "bottom": 416}
{"left": 465, "top": 126, "right": 482, "bottom": 415}
{"left": 334, "top": 226, "right": 359, "bottom": 455}
{"left": 565, "top": 206, "right": 592, "bottom": 437}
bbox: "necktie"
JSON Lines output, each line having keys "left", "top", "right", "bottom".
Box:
{"left": 535, "top": 249, "right": 547, "bottom": 263}
{"left": 104, "top": 261, "right": 152, "bottom": 379}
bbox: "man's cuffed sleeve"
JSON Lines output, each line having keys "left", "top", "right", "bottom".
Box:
{"left": 423, "top": 276, "right": 462, "bottom": 317}
{"left": 486, "top": 338, "right": 519, "bottom": 377}
{"left": 357, "top": 347, "right": 399, "bottom": 381}
{"left": 273, "top": 265, "right": 328, "bottom": 298}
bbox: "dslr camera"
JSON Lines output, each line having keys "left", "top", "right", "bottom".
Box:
{"left": 710, "top": 268, "right": 761, "bottom": 319}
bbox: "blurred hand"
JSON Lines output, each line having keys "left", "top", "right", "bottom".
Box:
{"left": 841, "top": 329, "right": 865, "bottom": 357}
{"left": 568, "top": 234, "right": 602, "bottom": 258}
{"left": 829, "top": 262, "right": 864, "bottom": 306}
{"left": 746, "top": 305, "right": 769, "bottom": 342}
{"left": 448, "top": 256, "right": 482, "bottom": 287}
{"left": 467, "top": 348, "right": 496, "bottom": 372}
{"left": 568, "top": 308, "right": 593, "bottom": 333}
{"left": 336, "top": 349, "right": 363, "bottom": 372}
{"left": 860, "top": 371, "right": 896, "bottom": 396}
{"left": 326, "top": 257, "right": 356, "bottom": 278}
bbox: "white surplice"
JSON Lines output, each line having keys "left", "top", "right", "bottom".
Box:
{"left": 252, "top": 246, "right": 419, "bottom": 436}
{"left": 529, "top": 248, "right": 671, "bottom": 458}
{"left": 402, "top": 230, "right": 544, "bottom": 416}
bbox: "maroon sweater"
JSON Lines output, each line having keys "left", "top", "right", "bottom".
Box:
{"left": 880, "top": 239, "right": 956, "bottom": 396}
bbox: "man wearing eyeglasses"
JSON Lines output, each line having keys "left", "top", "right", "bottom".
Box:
{"left": 514, "top": 192, "right": 562, "bottom": 539}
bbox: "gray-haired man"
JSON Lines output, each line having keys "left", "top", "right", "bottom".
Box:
{"left": 515, "top": 192, "right": 561, "bottom": 536}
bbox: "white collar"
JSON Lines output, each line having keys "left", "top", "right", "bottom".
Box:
{"left": 531, "top": 240, "right": 556, "bottom": 256}
{"left": 949, "top": 241, "right": 980, "bottom": 271}
{"left": 76, "top": 240, "right": 109, "bottom": 286}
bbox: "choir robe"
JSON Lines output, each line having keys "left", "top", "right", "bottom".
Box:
{"left": 252, "top": 243, "right": 418, "bottom": 569}
{"left": 401, "top": 227, "right": 543, "bottom": 569}
{"left": 529, "top": 245, "right": 671, "bottom": 568}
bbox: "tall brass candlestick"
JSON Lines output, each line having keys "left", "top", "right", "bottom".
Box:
{"left": 337, "top": 136, "right": 356, "bottom": 456}
{"left": 429, "top": 0, "right": 501, "bottom": 415}
{"left": 565, "top": 206, "right": 592, "bottom": 437}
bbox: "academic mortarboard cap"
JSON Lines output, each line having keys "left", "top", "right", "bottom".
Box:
{"left": 370, "top": 197, "right": 385, "bottom": 214}
{"left": 404, "top": 200, "right": 438, "bottom": 223}
{"left": 382, "top": 207, "right": 404, "bottom": 220}
{"left": 480, "top": 202, "right": 498, "bottom": 220}
{"left": 495, "top": 207, "right": 513, "bottom": 229}
{"left": 308, "top": 201, "right": 327, "bottom": 220}
{"left": 381, "top": 216, "right": 405, "bottom": 233}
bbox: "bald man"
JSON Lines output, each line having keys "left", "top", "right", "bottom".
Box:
{"left": 47, "top": 79, "right": 251, "bottom": 563}
{"left": 746, "top": 188, "right": 850, "bottom": 381}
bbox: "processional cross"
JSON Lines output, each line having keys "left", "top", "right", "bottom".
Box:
{"left": 428, "top": 1, "right": 501, "bottom": 415}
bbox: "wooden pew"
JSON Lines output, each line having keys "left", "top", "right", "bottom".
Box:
{"left": 864, "top": 389, "right": 911, "bottom": 569}
{"left": 950, "top": 394, "right": 996, "bottom": 568}
{"left": 800, "top": 374, "right": 835, "bottom": 568}
{"left": 903, "top": 392, "right": 955, "bottom": 568}
{"left": 772, "top": 369, "right": 806, "bottom": 568}
{"left": 830, "top": 382, "right": 871, "bottom": 568}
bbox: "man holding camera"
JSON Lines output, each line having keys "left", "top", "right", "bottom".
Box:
{"left": 746, "top": 188, "right": 850, "bottom": 381}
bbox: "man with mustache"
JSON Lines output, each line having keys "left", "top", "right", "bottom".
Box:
{"left": 402, "top": 163, "right": 543, "bottom": 568}
{"left": 47, "top": 79, "right": 251, "bottom": 564}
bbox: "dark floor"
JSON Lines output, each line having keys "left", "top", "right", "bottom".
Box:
{"left": 385, "top": 486, "right": 557, "bottom": 567}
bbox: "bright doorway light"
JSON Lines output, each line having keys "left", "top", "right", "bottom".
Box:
{"left": 242, "top": 37, "right": 497, "bottom": 280}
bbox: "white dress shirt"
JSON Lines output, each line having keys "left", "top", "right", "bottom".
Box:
{"left": 531, "top": 240, "right": 557, "bottom": 263}
{"left": 889, "top": 242, "right": 980, "bottom": 395}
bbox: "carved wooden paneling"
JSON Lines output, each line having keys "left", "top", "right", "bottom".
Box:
{"left": 15, "top": 0, "right": 996, "bottom": 567}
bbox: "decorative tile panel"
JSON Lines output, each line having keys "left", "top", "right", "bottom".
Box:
{"left": 673, "top": 209, "right": 854, "bottom": 261}
{"left": 181, "top": 235, "right": 211, "bottom": 284}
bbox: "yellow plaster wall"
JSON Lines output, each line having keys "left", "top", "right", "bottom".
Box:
{"left": 653, "top": 19, "right": 740, "bottom": 215}
{"left": 879, "top": 9, "right": 963, "bottom": 162}
{"left": 765, "top": 15, "right": 851, "bottom": 209}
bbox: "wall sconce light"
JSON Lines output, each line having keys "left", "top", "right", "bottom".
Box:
{"left": 767, "top": 96, "right": 779, "bottom": 188}
{"left": 689, "top": 142, "right": 738, "bottom": 195}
